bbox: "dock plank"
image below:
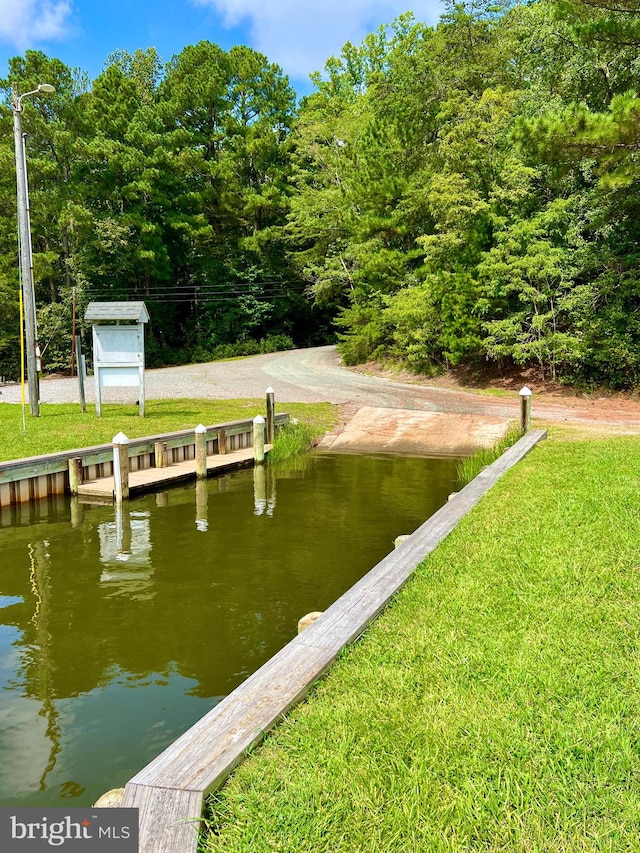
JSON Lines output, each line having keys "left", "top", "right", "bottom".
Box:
{"left": 122, "top": 430, "right": 547, "bottom": 853}
{"left": 123, "top": 784, "right": 203, "bottom": 853}
{"left": 127, "top": 641, "right": 336, "bottom": 792}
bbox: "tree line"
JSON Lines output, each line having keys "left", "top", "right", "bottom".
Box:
{"left": 1, "top": 0, "right": 638, "bottom": 388}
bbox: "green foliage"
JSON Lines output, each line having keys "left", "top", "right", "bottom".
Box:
{"left": 0, "top": 43, "right": 306, "bottom": 373}
{"left": 381, "top": 284, "right": 443, "bottom": 370}
{"left": 1, "top": 1, "right": 640, "bottom": 387}
{"left": 193, "top": 334, "right": 295, "bottom": 364}
{"left": 288, "top": 0, "right": 640, "bottom": 388}
{"left": 36, "top": 294, "right": 74, "bottom": 373}
{"left": 267, "top": 420, "right": 317, "bottom": 463}
{"left": 335, "top": 304, "right": 386, "bottom": 365}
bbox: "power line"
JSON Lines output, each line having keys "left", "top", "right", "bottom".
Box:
{"left": 82, "top": 285, "right": 312, "bottom": 304}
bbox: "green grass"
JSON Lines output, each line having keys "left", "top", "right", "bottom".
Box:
{"left": 201, "top": 436, "right": 640, "bottom": 853}
{"left": 0, "top": 400, "right": 337, "bottom": 462}
{"left": 268, "top": 420, "right": 318, "bottom": 463}
{"left": 456, "top": 424, "right": 522, "bottom": 486}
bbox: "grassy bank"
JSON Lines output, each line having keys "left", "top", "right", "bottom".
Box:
{"left": 202, "top": 436, "right": 640, "bottom": 852}
{"left": 0, "top": 400, "right": 337, "bottom": 462}
{"left": 268, "top": 420, "right": 319, "bottom": 463}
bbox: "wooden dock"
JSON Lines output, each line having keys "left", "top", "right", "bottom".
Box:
{"left": 0, "top": 408, "right": 288, "bottom": 510}
{"left": 121, "top": 429, "right": 547, "bottom": 853}
{"left": 77, "top": 445, "right": 272, "bottom": 501}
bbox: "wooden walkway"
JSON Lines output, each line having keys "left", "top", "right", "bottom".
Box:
{"left": 122, "top": 430, "right": 547, "bottom": 853}
{"left": 77, "top": 446, "right": 272, "bottom": 501}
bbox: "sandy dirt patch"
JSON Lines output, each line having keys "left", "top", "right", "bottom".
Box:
{"left": 319, "top": 407, "right": 511, "bottom": 456}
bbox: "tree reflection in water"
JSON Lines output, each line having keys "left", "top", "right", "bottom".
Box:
{"left": 0, "top": 453, "right": 458, "bottom": 808}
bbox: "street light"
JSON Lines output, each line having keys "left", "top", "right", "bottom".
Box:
{"left": 12, "top": 82, "right": 55, "bottom": 417}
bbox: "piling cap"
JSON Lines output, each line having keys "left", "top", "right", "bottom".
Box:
{"left": 519, "top": 386, "right": 533, "bottom": 397}
{"left": 195, "top": 423, "right": 207, "bottom": 433}
{"left": 253, "top": 415, "right": 265, "bottom": 424}
{"left": 112, "top": 432, "right": 129, "bottom": 444}
{"left": 266, "top": 386, "right": 274, "bottom": 394}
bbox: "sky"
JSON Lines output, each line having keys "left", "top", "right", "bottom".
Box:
{"left": 0, "top": 0, "right": 445, "bottom": 96}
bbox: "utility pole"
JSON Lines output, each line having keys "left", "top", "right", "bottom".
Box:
{"left": 11, "top": 83, "right": 55, "bottom": 417}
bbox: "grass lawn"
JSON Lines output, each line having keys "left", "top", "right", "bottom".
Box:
{"left": 202, "top": 435, "right": 640, "bottom": 852}
{"left": 0, "top": 400, "right": 337, "bottom": 462}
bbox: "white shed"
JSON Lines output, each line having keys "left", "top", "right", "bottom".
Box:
{"left": 85, "top": 301, "right": 149, "bottom": 417}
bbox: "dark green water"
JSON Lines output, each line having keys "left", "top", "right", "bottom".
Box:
{"left": 0, "top": 452, "right": 458, "bottom": 808}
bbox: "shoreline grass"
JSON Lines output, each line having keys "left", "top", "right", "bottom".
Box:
{"left": 201, "top": 435, "right": 640, "bottom": 852}
{"left": 0, "top": 400, "right": 337, "bottom": 463}
{"left": 456, "top": 424, "right": 522, "bottom": 486}
{"left": 267, "top": 420, "right": 318, "bottom": 463}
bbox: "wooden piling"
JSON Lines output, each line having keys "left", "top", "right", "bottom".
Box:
{"left": 217, "top": 428, "right": 227, "bottom": 455}
{"left": 155, "top": 441, "right": 168, "bottom": 469}
{"left": 112, "top": 432, "right": 130, "bottom": 502}
{"left": 253, "top": 416, "right": 265, "bottom": 464}
{"left": 265, "top": 387, "right": 275, "bottom": 444}
{"left": 195, "top": 425, "right": 207, "bottom": 479}
{"left": 68, "top": 457, "right": 83, "bottom": 495}
{"left": 519, "top": 386, "right": 532, "bottom": 433}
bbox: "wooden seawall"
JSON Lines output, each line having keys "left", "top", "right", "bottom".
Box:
{"left": 0, "top": 413, "right": 288, "bottom": 512}
{"left": 122, "top": 429, "right": 548, "bottom": 853}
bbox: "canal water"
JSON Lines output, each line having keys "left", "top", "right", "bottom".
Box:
{"left": 0, "top": 452, "right": 459, "bottom": 808}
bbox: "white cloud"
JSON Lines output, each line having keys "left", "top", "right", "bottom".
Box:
{"left": 0, "top": 0, "right": 73, "bottom": 50}
{"left": 195, "top": 0, "right": 444, "bottom": 80}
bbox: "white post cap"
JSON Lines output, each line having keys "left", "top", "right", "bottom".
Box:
{"left": 253, "top": 415, "right": 266, "bottom": 424}
{"left": 519, "top": 386, "right": 533, "bottom": 397}
{"left": 195, "top": 424, "right": 207, "bottom": 433}
{"left": 112, "top": 432, "right": 129, "bottom": 444}
{"left": 266, "top": 387, "right": 274, "bottom": 394}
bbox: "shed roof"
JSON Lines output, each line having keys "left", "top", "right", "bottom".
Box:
{"left": 85, "top": 301, "right": 149, "bottom": 323}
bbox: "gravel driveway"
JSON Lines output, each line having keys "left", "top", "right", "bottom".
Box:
{"left": 0, "top": 345, "right": 514, "bottom": 412}
{"left": 2, "top": 345, "right": 639, "bottom": 433}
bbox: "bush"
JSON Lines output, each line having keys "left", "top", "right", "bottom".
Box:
{"left": 208, "top": 335, "right": 295, "bottom": 362}
{"left": 336, "top": 305, "right": 386, "bottom": 365}
{"left": 0, "top": 337, "right": 21, "bottom": 382}
{"left": 268, "top": 420, "right": 316, "bottom": 463}
{"left": 146, "top": 334, "right": 295, "bottom": 367}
